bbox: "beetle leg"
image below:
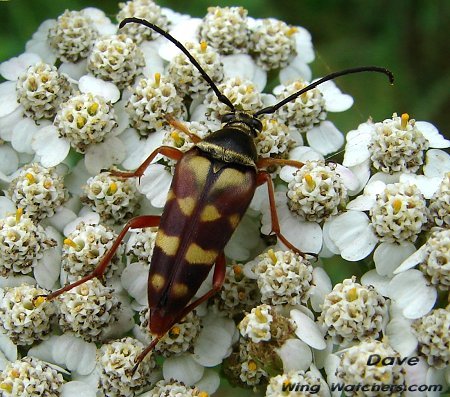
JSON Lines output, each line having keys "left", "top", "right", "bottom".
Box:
{"left": 256, "top": 171, "right": 307, "bottom": 257}
{"left": 109, "top": 146, "right": 183, "bottom": 179}
{"left": 256, "top": 157, "right": 305, "bottom": 169}
{"left": 131, "top": 253, "right": 226, "bottom": 372}
{"left": 43, "top": 215, "right": 161, "bottom": 301}
{"left": 165, "top": 114, "right": 202, "bottom": 143}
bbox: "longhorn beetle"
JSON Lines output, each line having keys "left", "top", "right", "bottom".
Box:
{"left": 41, "top": 17, "right": 394, "bottom": 371}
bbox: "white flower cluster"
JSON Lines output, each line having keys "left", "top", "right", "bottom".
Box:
{"left": 0, "top": 1, "right": 448, "bottom": 396}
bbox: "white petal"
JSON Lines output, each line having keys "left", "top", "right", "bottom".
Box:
{"left": 138, "top": 164, "right": 172, "bottom": 208}
{"left": 0, "top": 334, "right": 17, "bottom": 362}
{"left": 63, "top": 211, "right": 99, "bottom": 237}
{"left": 102, "top": 304, "right": 135, "bottom": 340}
{"left": 79, "top": 75, "right": 120, "bottom": 103}
{"left": 0, "top": 197, "right": 16, "bottom": 219}
{"left": 310, "top": 267, "right": 332, "bottom": 312}
{"left": 394, "top": 244, "right": 428, "bottom": 274}
{"left": 277, "top": 214, "right": 323, "bottom": 254}
{"left": 193, "top": 325, "right": 232, "bottom": 367}
{"left": 0, "top": 145, "right": 19, "bottom": 175}
{"left": 122, "top": 129, "right": 164, "bottom": 170}
{"left": 402, "top": 174, "right": 442, "bottom": 199}
{"left": 0, "top": 106, "right": 24, "bottom": 141}
{"left": 61, "top": 381, "right": 97, "bottom": 397}
{"left": 46, "top": 207, "right": 78, "bottom": 234}
{"left": 342, "top": 122, "right": 374, "bottom": 167}
{"left": 426, "top": 367, "right": 447, "bottom": 397}
{"left": 0, "top": 53, "right": 41, "bottom": 81}
{"left": 373, "top": 241, "right": 416, "bottom": 277}
{"left": 195, "top": 369, "right": 220, "bottom": 396}
{"left": 319, "top": 80, "right": 353, "bottom": 112}
{"left": 59, "top": 60, "right": 87, "bottom": 81}
{"left": 121, "top": 262, "right": 150, "bottom": 306}
{"left": 361, "top": 269, "right": 391, "bottom": 297}
{"left": 290, "top": 309, "right": 326, "bottom": 350}
{"left": 346, "top": 180, "right": 385, "bottom": 210}
{"left": 327, "top": 211, "right": 377, "bottom": 261}
{"left": 415, "top": 121, "right": 449, "bottom": 148}
{"left": 51, "top": 334, "right": 97, "bottom": 375}
{"left": 34, "top": 244, "right": 62, "bottom": 290}
{"left": 0, "top": 275, "right": 36, "bottom": 288}
{"left": 32, "top": 125, "right": 70, "bottom": 167}
{"left": 84, "top": 137, "right": 127, "bottom": 175}
{"left": 222, "top": 54, "right": 267, "bottom": 92}
{"left": 163, "top": 354, "right": 204, "bottom": 385}
{"left": 12, "top": 118, "right": 47, "bottom": 154}
{"left": 322, "top": 217, "right": 340, "bottom": 255}
{"left": 334, "top": 163, "right": 359, "bottom": 191}
{"left": 279, "top": 59, "right": 312, "bottom": 84}
{"left": 0, "top": 82, "right": 20, "bottom": 119}
{"left": 275, "top": 339, "right": 312, "bottom": 371}
{"left": 324, "top": 354, "right": 341, "bottom": 397}
{"left": 423, "top": 149, "right": 450, "bottom": 177}
{"left": 140, "top": 42, "right": 165, "bottom": 77}
{"left": 307, "top": 121, "right": 344, "bottom": 156}
{"left": 386, "top": 318, "right": 417, "bottom": 357}
{"left": 158, "top": 19, "right": 202, "bottom": 61}
{"left": 294, "top": 27, "right": 314, "bottom": 63}
{"left": 404, "top": 358, "right": 429, "bottom": 397}
{"left": 388, "top": 270, "right": 437, "bottom": 319}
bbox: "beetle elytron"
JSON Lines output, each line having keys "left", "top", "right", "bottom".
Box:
{"left": 42, "top": 17, "right": 393, "bottom": 369}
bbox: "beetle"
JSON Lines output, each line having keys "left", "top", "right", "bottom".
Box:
{"left": 42, "top": 17, "right": 393, "bottom": 369}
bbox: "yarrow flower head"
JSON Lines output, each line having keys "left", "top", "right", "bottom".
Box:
{"left": 266, "top": 369, "right": 324, "bottom": 397}
{"left": 332, "top": 340, "right": 406, "bottom": 396}
{"left": 87, "top": 34, "right": 145, "bottom": 89}
{"left": 429, "top": 172, "right": 450, "bottom": 227}
{"left": 368, "top": 113, "right": 429, "bottom": 174}
{"left": 249, "top": 18, "right": 297, "bottom": 71}
{"left": 198, "top": 6, "right": 249, "bottom": 55}
{"left": 81, "top": 172, "right": 140, "bottom": 225}
{"left": 62, "top": 221, "right": 123, "bottom": 283}
{"left": 167, "top": 41, "right": 224, "bottom": 98}
{"left": 48, "top": 10, "right": 99, "bottom": 63}
{"left": 97, "top": 337, "right": 157, "bottom": 396}
{"left": 0, "top": 209, "right": 56, "bottom": 276}
{"left": 0, "top": 356, "right": 64, "bottom": 397}
{"left": 318, "top": 277, "right": 388, "bottom": 344}
{"left": 117, "top": 0, "right": 170, "bottom": 44}
{"left": 201, "top": 77, "right": 263, "bottom": 121}
{"left": 126, "top": 73, "right": 186, "bottom": 137}
{"left": 16, "top": 62, "right": 73, "bottom": 121}
{"left": 57, "top": 278, "right": 121, "bottom": 342}
{"left": 8, "top": 163, "right": 68, "bottom": 221}
{"left": 54, "top": 92, "right": 118, "bottom": 153}
{"left": 274, "top": 79, "right": 327, "bottom": 133}
{"left": 255, "top": 117, "right": 296, "bottom": 161}
{"left": 147, "top": 379, "right": 207, "bottom": 396}
{"left": 370, "top": 182, "right": 428, "bottom": 243}
{"left": 412, "top": 307, "right": 450, "bottom": 368}
{"left": 254, "top": 249, "right": 313, "bottom": 306}
{"left": 0, "top": 284, "right": 55, "bottom": 345}
{"left": 287, "top": 160, "right": 348, "bottom": 223}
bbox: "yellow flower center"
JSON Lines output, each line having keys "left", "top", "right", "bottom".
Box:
{"left": 107, "top": 182, "right": 118, "bottom": 195}
{"left": 400, "top": 113, "right": 409, "bottom": 129}
{"left": 392, "top": 198, "right": 402, "bottom": 214}
{"left": 25, "top": 173, "right": 35, "bottom": 184}
{"left": 268, "top": 249, "right": 277, "bottom": 264}
{"left": 154, "top": 72, "right": 161, "bottom": 87}
{"left": 200, "top": 41, "right": 208, "bottom": 52}
{"left": 15, "top": 208, "right": 23, "bottom": 223}
{"left": 347, "top": 287, "right": 358, "bottom": 301}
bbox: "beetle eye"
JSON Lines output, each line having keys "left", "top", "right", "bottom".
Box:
{"left": 251, "top": 118, "right": 263, "bottom": 133}
{"left": 221, "top": 113, "right": 235, "bottom": 124}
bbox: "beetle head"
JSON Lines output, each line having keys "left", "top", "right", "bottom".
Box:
{"left": 220, "top": 111, "right": 263, "bottom": 137}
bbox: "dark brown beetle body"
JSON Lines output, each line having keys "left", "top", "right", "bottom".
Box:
{"left": 149, "top": 123, "right": 258, "bottom": 336}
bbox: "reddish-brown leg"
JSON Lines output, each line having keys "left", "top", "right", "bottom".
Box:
{"left": 132, "top": 253, "right": 226, "bottom": 371}
{"left": 257, "top": 171, "right": 306, "bottom": 257}
{"left": 165, "top": 114, "right": 202, "bottom": 144}
{"left": 110, "top": 146, "right": 183, "bottom": 179}
{"left": 256, "top": 157, "right": 305, "bottom": 170}
{"left": 44, "top": 215, "right": 161, "bottom": 300}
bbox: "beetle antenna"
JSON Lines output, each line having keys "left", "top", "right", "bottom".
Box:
{"left": 119, "top": 17, "right": 236, "bottom": 112}
{"left": 254, "top": 66, "right": 394, "bottom": 117}
{"left": 130, "top": 336, "right": 161, "bottom": 375}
